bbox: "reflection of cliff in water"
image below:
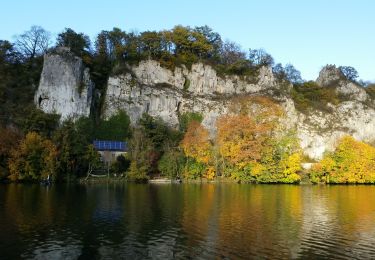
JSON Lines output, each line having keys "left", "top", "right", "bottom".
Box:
{"left": 1, "top": 184, "right": 375, "bottom": 259}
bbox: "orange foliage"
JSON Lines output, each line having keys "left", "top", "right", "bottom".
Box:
{"left": 180, "top": 121, "right": 212, "bottom": 164}
{"left": 216, "top": 115, "right": 271, "bottom": 165}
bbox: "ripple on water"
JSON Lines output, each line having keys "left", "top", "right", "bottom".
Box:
{"left": 2, "top": 184, "right": 375, "bottom": 259}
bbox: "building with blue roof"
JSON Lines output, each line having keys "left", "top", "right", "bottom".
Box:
{"left": 93, "top": 140, "right": 128, "bottom": 164}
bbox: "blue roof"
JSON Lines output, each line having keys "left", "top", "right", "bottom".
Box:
{"left": 93, "top": 140, "right": 128, "bottom": 152}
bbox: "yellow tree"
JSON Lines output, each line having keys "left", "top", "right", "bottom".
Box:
{"left": 180, "top": 121, "right": 214, "bottom": 179}
{"left": 310, "top": 136, "right": 375, "bottom": 183}
{"left": 216, "top": 115, "right": 271, "bottom": 181}
{"left": 217, "top": 97, "right": 301, "bottom": 183}
{"left": 181, "top": 121, "right": 212, "bottom": 164}
{"left": 8, "top": 132, "right": 58, "bottom": 181}
{"left": 216, "top": 115, "right": 268, "bottom": 164}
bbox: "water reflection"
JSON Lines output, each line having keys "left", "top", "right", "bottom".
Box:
{"left": 1, "top": 184, "right": 375, "bottom": 259}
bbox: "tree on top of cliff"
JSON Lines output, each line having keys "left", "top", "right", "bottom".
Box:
{"left": 14, "top": 26, "right": 51, "bottom": 61}
{"left": 339, "top": 66, "right": 359, "bottom": 82}
{"left": 56, "top": 28, "right": 91, "bottom": 57}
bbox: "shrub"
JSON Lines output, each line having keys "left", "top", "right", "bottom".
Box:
{"left": 365, "top": 84, "right": 375, "bottom": 99}
{"left": 216, "top": 100, "right": 302, "bottom": 183}
{"left": 310, "top": 136, "right": 375, "bottom": 184}
{"left": 96, "top": 110, "right": 131, "bottom": 140}
{"left": 126, "top": 161, "right": 149, "bottom": 182}
{"left": 158, "top": 150, "right": 186, "bottom": 179}
{"left": 8, "top": 132, "right": 58, "bottom": 181}
{"left": 183, "top": 159, "right": 207, "bottom": 180}
{"left": 179, "top": 112, "right": 203, "bottom": 132}
{"left": 291, "top": 81, "right": 340, "bottom": 112}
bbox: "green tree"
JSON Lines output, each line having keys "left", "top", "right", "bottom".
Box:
{"left": 139, "top": 31, "right": 162, "bottom": 58}
{"left": 249, "top": 48, "right": 274, "bottom": 67}
{"left": 158, "top": 149, "right": 186, "bottom": 178}
{"left": 21, "top": 108, "right": 60, "bottom": 138}
{"left": 284, "top": 64, "right": 303, "bottom": 84}
{"left": 339, "top": 66, "right": 359, "bottom": 82}
{"left": 56, "top": 28, "right": 91, "bottom": 57}
{"left": 53, "top": 119, "right": 90, "bottom": 179}
{"left": 193, "top": 25, "right": 222, "bottom": 59}
{"left": 127, "top": 125, "right": 156, "bottom": 179}
{"left": 84, "top": 144, "right": 102, "bottom": 176}
{"left": 126, "top": 160, "right": 149, "bottom": 182}
{"left": 95, "top": 110, "right": 131, "bottom": 140}
{"left": 179, "top": 112, "right": 203, "bottom": 132}
{"left": 111, "top": 155, "right": 130, "bottom": 175}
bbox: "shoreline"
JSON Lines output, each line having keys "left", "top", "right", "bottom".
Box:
{"left": 3, "top": 176, "right": 375, "bottom": 185}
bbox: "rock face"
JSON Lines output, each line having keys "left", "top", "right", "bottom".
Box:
{"left": 104, "top": 61, "right": 278, "bottom": 128}
{"left": 316, "top": 65, "right": 368, "bottom": 102}
{"left": 104, "top": 61, "right": 375, "bottom": 160}
{"left": 34, "top": 47, "right": 93, "bottom": 120}
{"left": 104, "top": 60, "right": 282, "bottom": 135}
{"left": 35, "top": 51, "right": 375, "bottom": 161}
{"left": 295, "top": 101, "right": 375, "bottom": 159}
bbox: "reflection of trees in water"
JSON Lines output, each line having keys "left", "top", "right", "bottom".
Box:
{"left": 298, "top": 186, "right": 375, "bottom": 259}
{"left": 213, "top": 185, "right": 303, "bottom": 258}
{"left": 2, "top": 184, "right": 375, "bottom": 258}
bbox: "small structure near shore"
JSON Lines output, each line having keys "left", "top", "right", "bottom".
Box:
{"left": 93, "top": 140, "right": 128, "bottom": 165}
{"left": 86, "top": 140, "right": 128, "bottom": 180}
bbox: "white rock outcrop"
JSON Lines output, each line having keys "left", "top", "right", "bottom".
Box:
{"left": 34, "top": 48, "right": 93, "bottom": 120}
{"left": 295, "top": 102, "right": 375, "bottom": 159}
{"left": 104, "top": 60, "right": 279, "bottom": 130}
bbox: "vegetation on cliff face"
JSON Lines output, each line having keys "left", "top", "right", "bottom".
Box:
{"left": 291, "top": 81, "right": 340, "bottom": 112}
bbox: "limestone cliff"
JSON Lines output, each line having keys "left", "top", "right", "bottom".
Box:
{"left": 34, "top": 47, "right": 93, "bottom": 120}
{"left": 35, "top": 51, "right": 375, "bottom": 161}
{"left": 103, "top": 61, "right": 375, "bottom": 160}
{"left": 104, "top": 60, "right": 279, "bottom": 130}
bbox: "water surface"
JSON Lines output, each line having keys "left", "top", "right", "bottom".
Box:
{"left": 1, "top": 183, "right": 375, "bottom": 259}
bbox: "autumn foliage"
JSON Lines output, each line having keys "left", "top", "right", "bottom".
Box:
{"left": 181, "top": 121, "right": 212, "bottom": 164}
{"left": 179, "top": 97, "right": 301, "bottom": 183}
{"left": 8, "top": 132, "right": 58, "bottom": 181}
{"left": 180, "top": 121, "right": 215, "bottom": 179}
{"left": 310, "top": 136, "right": 375, "bottom": 183}
{"left": 216, "top": 115, "right": 268, "bottom": 164}
{"left": 0, "top": 127, "right": 21, "bottom": 179}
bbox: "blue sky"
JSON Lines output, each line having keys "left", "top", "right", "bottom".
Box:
{"left": 1, "top": 0, "right": 374, "bottom": 81}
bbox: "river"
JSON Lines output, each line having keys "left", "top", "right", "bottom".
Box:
{"left": 1, "top": 183, "right": 375, "bottom": 259}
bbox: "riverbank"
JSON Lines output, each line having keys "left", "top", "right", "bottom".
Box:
{"left": 3, "top": 171, "right": 375, "bottom": 185}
